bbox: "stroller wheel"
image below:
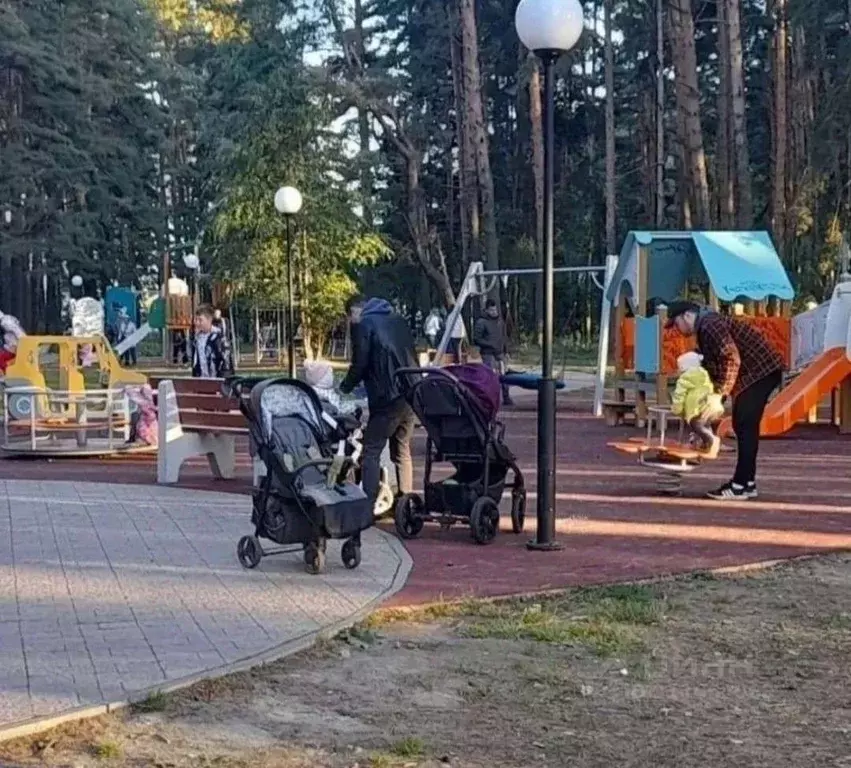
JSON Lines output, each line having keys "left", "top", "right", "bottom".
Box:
{"left": 304, "top": 544, "right": 325, "bottom": 575}
{"left": 341, "top": 539, "right": 362, "bottom": 569}
{"left": 470, "top": 497, "right": 500, "bottom": 545}
{"left": 394, "top": 493, "right": 425, "bottom": 539}
{"left": 237, "top": 536, "right": 262, "bottom": 569}
{"left": 510, "top": 489, "right": 527, "bottom": 534}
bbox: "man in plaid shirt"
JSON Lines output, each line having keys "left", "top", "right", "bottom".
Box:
{"left": 666, "top": 301, "right": 784, "bottom": 500}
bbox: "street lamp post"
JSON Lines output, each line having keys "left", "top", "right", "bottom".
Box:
{"left": 515, "top": 0, "right": 584, "bottom": 551}
{"left": 274, "top": 186, "right": 303, "bottom": 378}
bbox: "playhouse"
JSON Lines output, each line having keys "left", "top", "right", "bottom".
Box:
{"left": 603, "top": 230, "right": 795, "bottom": 426}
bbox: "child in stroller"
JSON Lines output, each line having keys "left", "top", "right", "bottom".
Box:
{"left": 228, "top": 376, "right": 375, "bottom": 574}
{"left": 303, "top": 360, "right": 397, "bottom": 517}
{"left": 393, "top": 364, "right": 526, "bottom": 544}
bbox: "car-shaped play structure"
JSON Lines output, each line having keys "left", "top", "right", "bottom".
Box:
{"left": 2, "top": 335, "right": 150, "bottom": 457}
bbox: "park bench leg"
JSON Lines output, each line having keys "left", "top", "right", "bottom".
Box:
{"left": 203, "top": 434, "right": 236, "bottom": 480}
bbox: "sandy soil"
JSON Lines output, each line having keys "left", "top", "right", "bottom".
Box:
{"left": 1, "top": 554, "right": 849, "bottom": 768}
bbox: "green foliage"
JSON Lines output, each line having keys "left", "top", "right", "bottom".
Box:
{"left": 8, "top": 0, "right": 851, "bottom": 336}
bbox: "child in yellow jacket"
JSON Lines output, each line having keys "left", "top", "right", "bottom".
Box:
{"left": 671, "top": 351, "right": 724, "bottom": 458}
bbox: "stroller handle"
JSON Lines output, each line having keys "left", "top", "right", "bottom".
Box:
{"left": 222, "top": 374, "right": 299, "bottom": 399}
{"left": 291, "top": 458, "right": 335, "bottom": 480}
{"left": 394, "top": 366, "right": 458, "bottom": 383}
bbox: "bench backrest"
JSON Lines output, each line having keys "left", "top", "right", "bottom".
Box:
{"left": 155, "top": 377, "right": 248, "bottom": 431}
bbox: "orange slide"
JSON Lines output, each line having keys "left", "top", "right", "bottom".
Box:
{"left": 718, "top": 347, "right": 851, "bottom": 437}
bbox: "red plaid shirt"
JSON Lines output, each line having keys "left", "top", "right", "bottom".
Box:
{"left": 696, "top": 313, "right": 785, "bottom": 398}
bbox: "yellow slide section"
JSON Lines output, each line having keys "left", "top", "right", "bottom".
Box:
{"left": 719, "top": 347, "right": 851, "bottom": 437}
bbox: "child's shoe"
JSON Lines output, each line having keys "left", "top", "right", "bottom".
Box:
{"left": 700, "top": 435, "right": 721, "bottom": 460}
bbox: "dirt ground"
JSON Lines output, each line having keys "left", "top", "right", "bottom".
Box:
{"left": 1, "top": 554, "right": 850, "bottom": 768}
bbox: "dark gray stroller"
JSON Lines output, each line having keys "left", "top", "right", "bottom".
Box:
{"left": 228, "top": 377, "right": 374, "bottom": 574}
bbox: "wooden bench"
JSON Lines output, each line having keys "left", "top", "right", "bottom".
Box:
{"left": 155, "top": 378, "right": 248, "bottom": 484}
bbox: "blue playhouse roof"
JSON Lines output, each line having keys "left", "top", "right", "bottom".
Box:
{"left": 606, "top": 231, "right": 795, "bottom": 305}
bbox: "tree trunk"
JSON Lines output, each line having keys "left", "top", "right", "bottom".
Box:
{"left": 771, "top": 0, "right": 788, "bottom": 256}
{"left": 458, "top": 0, "right": 498, "bottom": 275}
{"left": 448, "top": 0, "right": 477, "bottom": 265}
{"left": 726, "top": 0, "right": 753, "bottom": 227}
{"left": 354, "top": 0, "right": 373, "bottom": 226}
{"left": 604, "top": 0, "right": 616, "bottom": 254}
{"left": 716, "top": 0, "right": 734, "bottom": 227}
{"left": 407, "top": 152, "right": 456, "bottom": 308}
{"left": 668, "top": 0, "right": 711, "bottom": 228}
{"left": 528, "top": 53, "right": 545, "bottom": 342}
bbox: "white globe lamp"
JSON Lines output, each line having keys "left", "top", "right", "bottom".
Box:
{"left": 515, "top": 0, "right": 584, "bottom": 54}
{"left": 274, "top": 185, "right": 303, "bottom": 377}
{"left": 514, "top": 0, "right": 584, "bottom": 553}
{"left": 71, "top": 275, "right": 83, "bottom": 288}
{"left": 274, "top": 186, "right": 303, "bottom": 216}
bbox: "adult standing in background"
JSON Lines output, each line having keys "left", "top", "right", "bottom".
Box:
{"left": 474, "top": 298, "right": 513, "bottom": 405}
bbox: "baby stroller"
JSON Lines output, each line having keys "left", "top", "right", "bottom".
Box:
{"left": 227, "top": 376, "right": 374, "bottom": 574}
{"left": 393, "top": 365, "right": 526, "bottom": 544}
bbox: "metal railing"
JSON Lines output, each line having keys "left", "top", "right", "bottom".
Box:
{"left": 3, "top": 387, "right": 131, "bottom": 451}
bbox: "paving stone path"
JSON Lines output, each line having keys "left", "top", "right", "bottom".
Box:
{"left": 0, "top": 480, "right": 410, "bottom": 732}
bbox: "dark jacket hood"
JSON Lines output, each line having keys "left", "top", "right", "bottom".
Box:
{"left": 362, "top": 298, "right": 393, "bottom": 317}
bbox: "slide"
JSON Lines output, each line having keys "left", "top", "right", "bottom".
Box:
{"left": 719, "top": 347, "right": 851, "bottom": 437}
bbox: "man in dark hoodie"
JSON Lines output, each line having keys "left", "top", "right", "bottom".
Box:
{"left": 474, "top": 298, "right": 513, "bottom": 405}
{"left": 339, "top": 296, "right": 418, "bottom": 502}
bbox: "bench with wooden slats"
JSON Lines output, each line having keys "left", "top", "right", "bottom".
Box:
{"left": 151, "top": 377, "right": 249, "bottom": 434}
{"left": 155, "top": 377, "right": 249, "bottom": 484}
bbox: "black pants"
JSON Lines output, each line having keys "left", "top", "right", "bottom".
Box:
{"left": 121, "top": 347, "right": 136, "bottom": 367}
{"left": 481, "top": 352, "right": 512, "bottom": 403}
{"left": 688, "top": 416, "right": 716, "bottom": 450}
{"left": 362, "top": 398, "right": 415, "bottom": 501}
{"left": 731, "top": 370, "right": 782, "bottom": 485}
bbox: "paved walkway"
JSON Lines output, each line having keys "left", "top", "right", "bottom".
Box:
{"left": 0, "top": 480, "right": 410, "bottom": 734}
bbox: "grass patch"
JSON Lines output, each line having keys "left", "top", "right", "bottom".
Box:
{"left": 390, "top": 736, "right": 426, "bottom": 757}
{"left": 92, "top": 740, "right": 123, "bottom": 760}
{"left": 368, "top": 755, "right": 393, "bottom": 768}
{"left": 132, "top": 689, "right": 169, "bottom": 713}
{"left": 460, "top": 606, "right": 641, "bottom": 656}
{"left": 372, "top": 585, "right": 665, "bottom": 657}
{"left": 821, "top": 612, "right": 851, "bottom": 630}
{"left": 577, "top": 584, "right": 664, "bottom": 625}
{"left": 367, "top": 598, "right": 484, "bottom": 627}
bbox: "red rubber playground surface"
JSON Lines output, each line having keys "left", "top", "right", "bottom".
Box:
{"left": 3, "top": 397, "right": 850, "bottom": 606}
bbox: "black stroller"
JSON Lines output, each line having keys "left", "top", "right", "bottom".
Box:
{"left": 392, "top": 366, "right": 526, "bottom": 545}
{"left": 227, "top": 376, "right": 374, "bottom": 574}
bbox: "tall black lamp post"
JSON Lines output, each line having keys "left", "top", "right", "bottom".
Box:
{"left": 274, "top": 185, "right": 303, "bottom": 378}
{"left": 515, "top": 0, "right": 584, "bottom": 551}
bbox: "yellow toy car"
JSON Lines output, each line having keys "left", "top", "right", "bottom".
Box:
{"left": 3, "top": 335, "right": 147, "bottom": 421}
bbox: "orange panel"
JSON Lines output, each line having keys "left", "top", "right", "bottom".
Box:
{"left": 718, "top": 347, "right": 851, "bottom": 437}
{"left": 619, "top": 316, "right": 790, "bottom": 375}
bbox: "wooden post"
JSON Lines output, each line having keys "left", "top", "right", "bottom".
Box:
{"left": 840, "top": 377, "right": 851, "bottom": 434}
{"left": 708, "top": 285, "right": 720, "bottom": 311}
{"left": 635, "top": 247, "right": 649, "bottom": 425}
{"left": 656, "top": 304, "right": 669, "bottom": 405}
{"left": 614, "top": 296, "right": 627, "bottom": 404}
{"left": 254, "top": 306, "right": 261, "bottom": 364}
{"left": 162, "top": 250, "right": 170, "bottom": 363}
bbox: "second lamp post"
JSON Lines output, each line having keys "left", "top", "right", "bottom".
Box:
{"left": 274, "top": 185, "right": 303, "bottom": 378}
{"left": 515, "top": 0, "right": 584, "bottom": 550}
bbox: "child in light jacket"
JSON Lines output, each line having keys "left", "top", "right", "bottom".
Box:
{"left": 671, "top": 351, "right": 724, "bottom": 458}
